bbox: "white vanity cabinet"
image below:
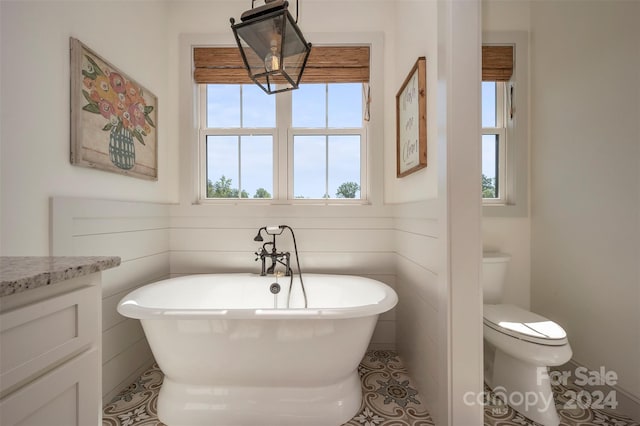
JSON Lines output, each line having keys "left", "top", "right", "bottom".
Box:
{"left": 0, "top": 257, "right": 119, "bottom": 426}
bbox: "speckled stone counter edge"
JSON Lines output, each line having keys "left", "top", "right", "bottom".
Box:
{"left": 0, "top": 256, "right": 121, "bottom": 297}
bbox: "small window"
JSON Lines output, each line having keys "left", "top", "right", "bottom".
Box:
{"left": 481, "top": 81, "right": 507, "bottom": 204}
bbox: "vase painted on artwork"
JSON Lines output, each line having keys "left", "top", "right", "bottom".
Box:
{"left": 70, "top": 37, "right": 158, "bottom": 180}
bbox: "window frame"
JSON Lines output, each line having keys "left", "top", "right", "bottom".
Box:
{"left": 197, "top": 82, "right": 369, "bottom": 203}
{"left": 288, "top": 127, "right": 368, "bottom": 202}
{"left": 198, "top": 85, "right": 278, "bottom": 201}
{"left": 482, "top": 31, "right": 529, "bottom": 217}
{"left": 482, "top": 81, "right": 508, "bottom": 205}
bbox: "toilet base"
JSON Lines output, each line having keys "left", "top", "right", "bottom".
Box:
{"left": 489, "top": 348, "right": 561, "bottom": 426}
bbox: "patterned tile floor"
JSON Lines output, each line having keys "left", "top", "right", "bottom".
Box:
{"left": 103, "top": 350, "right": 639, "bottom": 426}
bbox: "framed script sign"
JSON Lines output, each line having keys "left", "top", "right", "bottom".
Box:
{"left": 396, "top": 57, "right": 427, "bottom": 177}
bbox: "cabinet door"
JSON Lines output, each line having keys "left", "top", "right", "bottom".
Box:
{"left": 1, "top": 285, "right": 99, "bottom": 394}
{"left": 0, "top": 348, "right": 100, "bottom": 426}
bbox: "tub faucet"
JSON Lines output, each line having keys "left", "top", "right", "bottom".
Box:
{"left": 253, "top": 226, "right": 291, "bottom": 276}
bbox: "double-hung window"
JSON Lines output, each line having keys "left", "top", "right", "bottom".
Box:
{"left": 481, "top": 35, "right": 529, "bottom": 215}
{"left": 194, "top": 46, "right": 370, "bottom": 202}
{"left": 482, "top": 45, "right": 513, "bottom": 205}
{"left": 291, "top": 83, "right": 365, "bottom": 199}
{"left": 482, "top": 81, "right": 508, "bottom": 203}
{"left": 202, "top": 84, "right": 276, "bottom": 199}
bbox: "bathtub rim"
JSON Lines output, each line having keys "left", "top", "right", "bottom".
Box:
{"left": 117, "top": 273, "right": 398, "bottom": 320}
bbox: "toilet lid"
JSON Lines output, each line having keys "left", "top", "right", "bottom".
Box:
{"left": 483, "top": 304, "right": 568, "bottom": 346}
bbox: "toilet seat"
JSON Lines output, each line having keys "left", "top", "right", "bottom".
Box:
{"left": 483, "top": 304, "right": 568, "bottom": 346}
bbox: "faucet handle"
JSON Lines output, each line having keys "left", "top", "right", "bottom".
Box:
{"left": 254, "top": 248, "right": 264, "bottom": 261}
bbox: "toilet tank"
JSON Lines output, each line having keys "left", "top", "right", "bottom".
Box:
{"left": 482, "top": 252, "right": 511, "bottom": 304}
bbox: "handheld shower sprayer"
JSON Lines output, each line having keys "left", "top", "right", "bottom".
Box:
{"left": 253, "top": 225, "right": 284, "bottom": 242}
{"left": 266, "top": 225, "right": 284, "bottom": 235}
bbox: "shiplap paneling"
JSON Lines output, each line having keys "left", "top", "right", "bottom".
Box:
{"left": 102, "top": 338, "right": 153, "bottom": 402}
{"left": 101, "top": 253, "right": 170, "bottom": 298}
{"left": 50, "top": 197, "right": 170, "bottom": 404}
{"left": 169, "top": 206, "right": 397, "bottom": 348}
{"left": 393, "top": 199, "right": 441, "bottom": 411}
{"left": 49, "top": 198, "right": 407, "bottom": 401}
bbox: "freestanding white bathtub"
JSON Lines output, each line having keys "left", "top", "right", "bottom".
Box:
{"left": 117, "top": 273, "right": 397, "bottom": 426}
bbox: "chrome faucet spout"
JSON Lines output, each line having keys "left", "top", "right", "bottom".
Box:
{"left": 254, "top": 231, "right": 290, "bottom": 276}
{"left": 252, "top": 225, "right": 306, "bottom": 308}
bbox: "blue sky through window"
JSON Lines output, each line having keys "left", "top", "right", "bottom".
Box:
{"left": 206, "top": 83, "right": 362, "bottom": 199}
{"left": 206, "top": 82, "right": 498, "bottom": 198}
{"left": 482, "top": 82, "right": 498, "bottom": 191}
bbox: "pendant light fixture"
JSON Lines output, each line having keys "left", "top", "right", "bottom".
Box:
{"left": 230, "top": 0, "right": 312, "bottom": 94}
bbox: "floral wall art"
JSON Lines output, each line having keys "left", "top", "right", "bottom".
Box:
{"left": 70, "top": 38, "right": 158, "bottom": 180}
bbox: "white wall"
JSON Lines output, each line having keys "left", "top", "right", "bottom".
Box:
{"left": 169, "top": 3, "right": 485, "bottom": 422}
{"left": 484, "top": 0, "right": 640, "bottom": 417}
{"left": 384, "top": 1, "right": 438, "bottom": 203}
{"left": 481, "top": 0, "right": 531, "bottom": 309}
{"left": 390, "top": 0, "right": 443, "bottom": 419}
{"left": 0, "top": 0, "right": 175, "bottom": 256}
{"left": 1, "top": 0, "right": 176, "bottom": 404}
{"left": 394, "top": 0, "right": 484, "bottom": 424}
{"left": 529, "top": 0, "right": 640, "bottom": 416}
{"left": 170, "top": 204, "right": 397, "bottom": 349}
{"left": 51, "top": 197, "right": 171, "bottom": 404}
{"left": 169, "top": 1, "right": 398, "bottom": 349}
{"left": 1, "top": 3, "right": 488, "bottom": 423}
{"left": 394, "top": 200, "right": 441, "bottom": 410}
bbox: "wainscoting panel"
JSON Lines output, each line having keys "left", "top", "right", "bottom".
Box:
{"left": 50, "top": 197, "right": 170, "bottom": 404}
{"left": 393, "top": 200, "right": 441, "bottom": 414}
{"left": 169, "top": 205, "right": 396, "bottom": 348}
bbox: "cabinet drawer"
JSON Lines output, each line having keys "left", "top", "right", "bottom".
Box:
{"left": 0, "top": 286, "right": 99, "bottom": 394}
{"left": 0, "top": 348, "right": 100, "bottom": 426}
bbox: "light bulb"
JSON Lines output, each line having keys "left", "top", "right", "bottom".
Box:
{"left": 264, "top": 40, "right": 280, "bottom": 72}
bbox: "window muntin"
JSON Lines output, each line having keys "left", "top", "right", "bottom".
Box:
{"left": 481, "top": 35, "right": 528, "bottom": 216}
{"left": 291, "top": 83, "right": 364, "bottom": 200}
{"left": 482, "top": 82, "right": 497, "bottom": 128}
{"left": 292, "top": 134, "right": 361, "bottom": 199}
{"left": 206, "top": 84, "right": 275, "bottom": 128}
{"left": 201, "top": 84, "right": 276, "bottom": 199}
{"left": 292, "top": 84, "right": 326, "bottom": 128}
{"left": 482, "top": 135, "right": 499, "bottom": 198}
{"left": 482, "top": 81, "right": 507, "bottom": 204}
{"left": 200, "top": 82, "right": 366, "bottom": 201}
{"left": 205, "top": 135, "right": 273, "bottom": 198}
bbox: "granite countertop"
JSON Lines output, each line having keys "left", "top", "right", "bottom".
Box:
{"left": 0, "top": 256, "right": 121, "bottom": 297}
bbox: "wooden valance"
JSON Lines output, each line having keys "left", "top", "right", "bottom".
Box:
{"left": 194, "top": 46, "right": 370, "bottom": 84}
{"left": 482, "top": 45, "right": 513, "bottom": 81}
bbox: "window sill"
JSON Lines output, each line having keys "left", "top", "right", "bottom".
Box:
{"left": 482, "top": 202, "right": 527, "bottom": 218}
{"left": 195, "top": 199, "right": 372, "bottom": 207}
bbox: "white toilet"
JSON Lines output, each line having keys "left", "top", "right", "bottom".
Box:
{"left": 483, "top": 252, "right": 572, "bottom": 426}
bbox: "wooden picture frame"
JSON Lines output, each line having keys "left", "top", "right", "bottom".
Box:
{"left": 396, "top": 57, "right": 427, "bottom": 177}
{"left": 70, "top": 37, "right": 158, "bottom": 180}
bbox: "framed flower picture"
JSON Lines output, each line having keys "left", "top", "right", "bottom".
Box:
{"left": 70, "top": 37, "right": 158, "bottom": 180}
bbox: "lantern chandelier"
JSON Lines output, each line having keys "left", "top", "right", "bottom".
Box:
{"left": 230, "top": 0, "right": 312, "bottom": 94}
